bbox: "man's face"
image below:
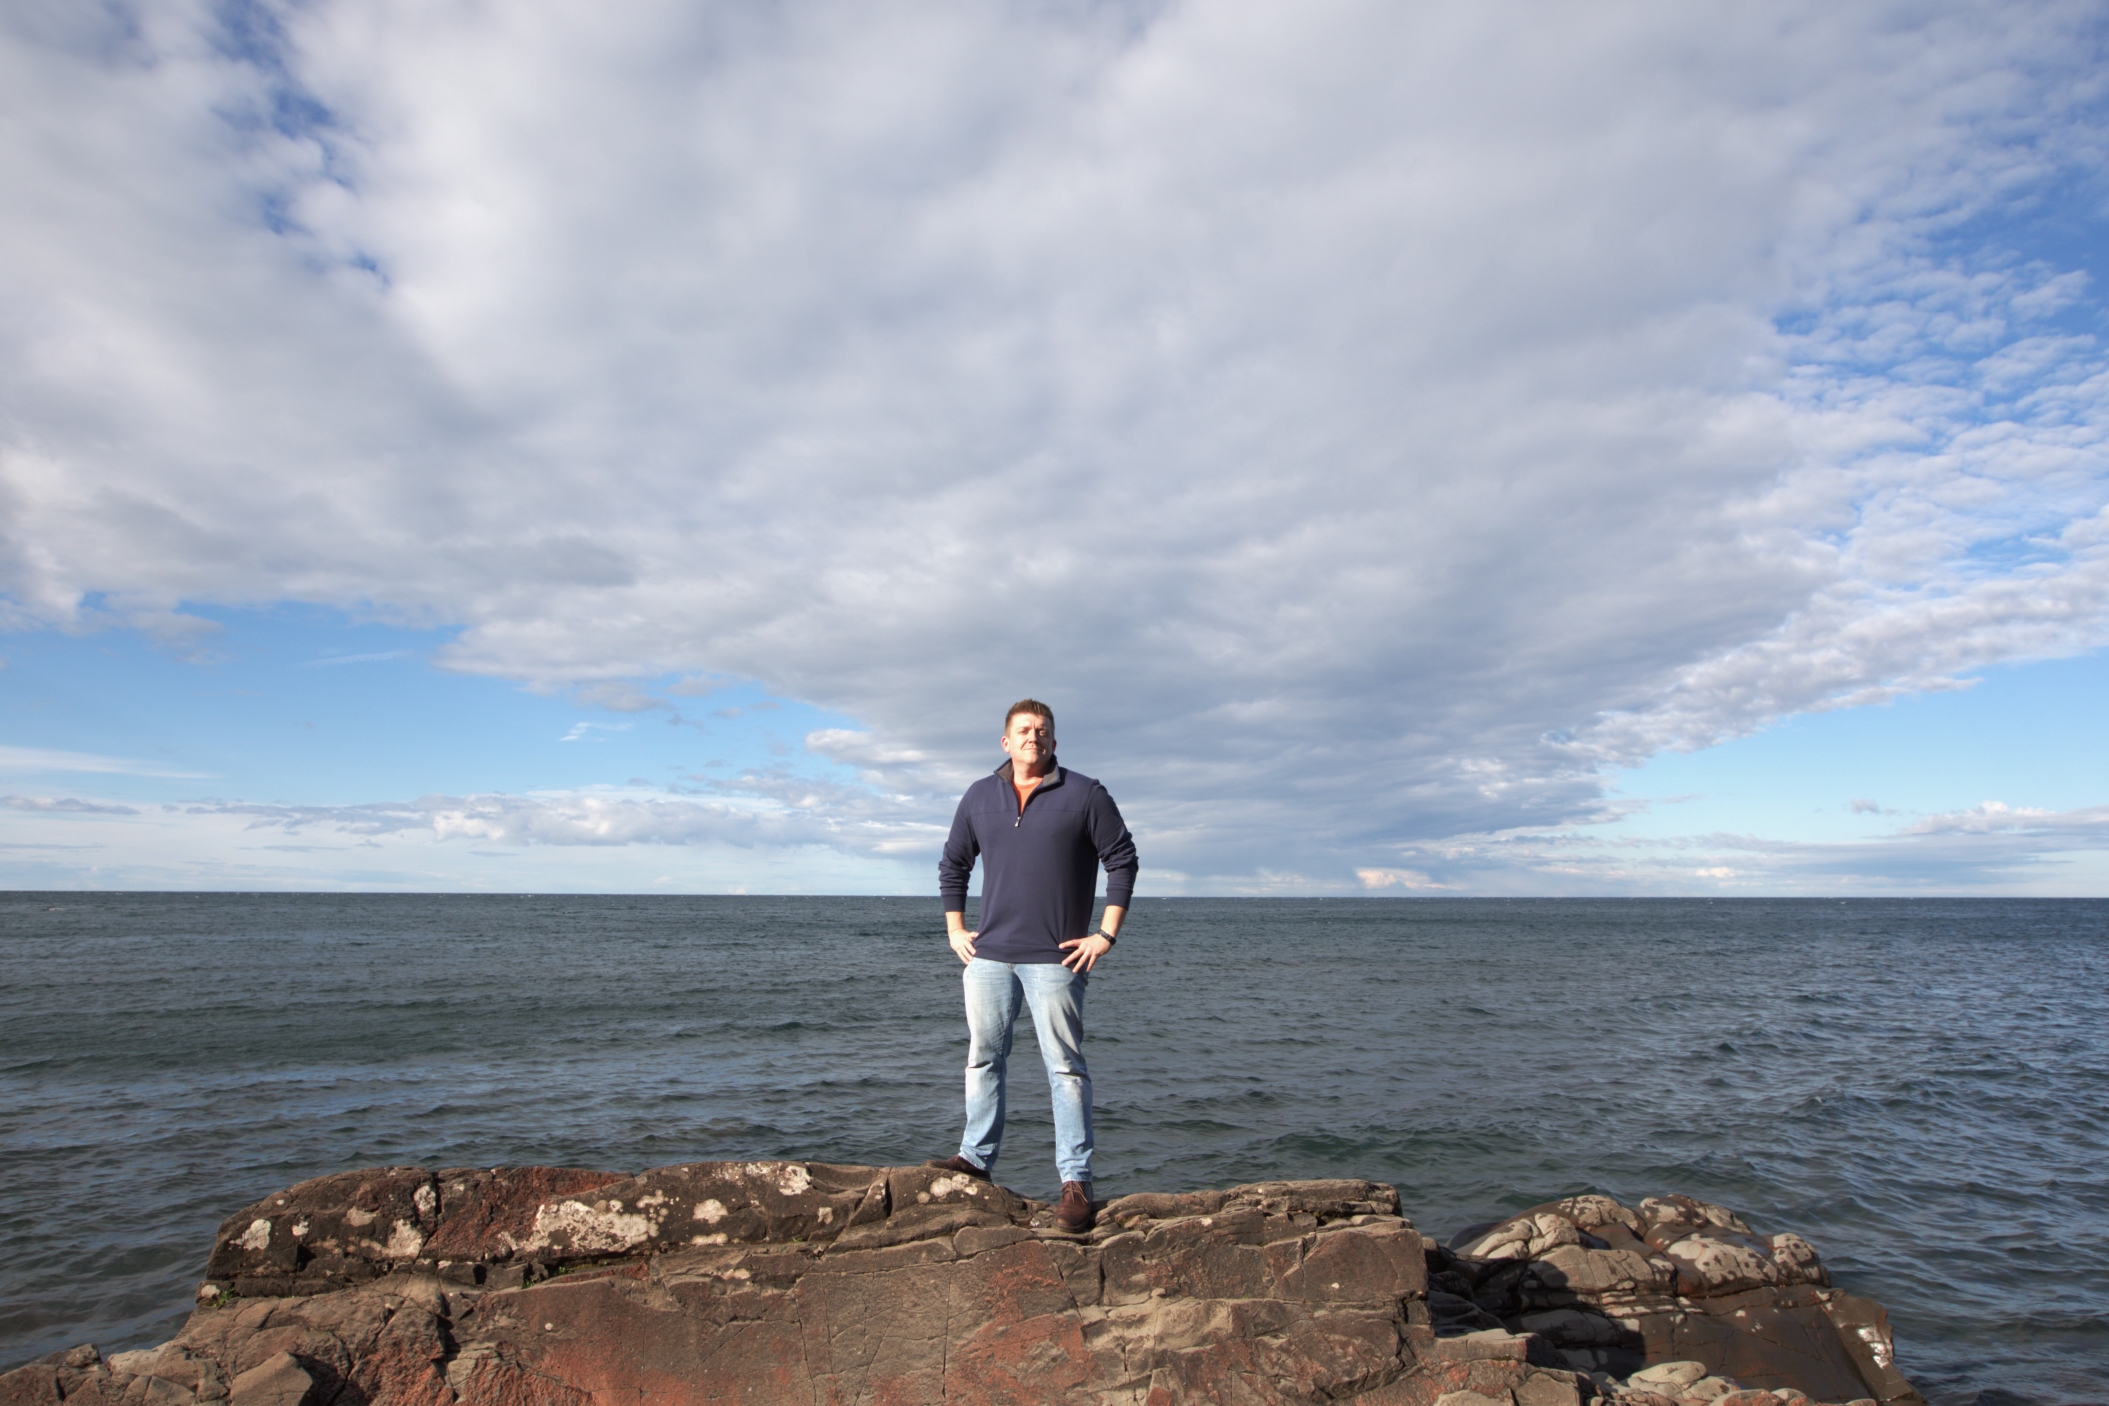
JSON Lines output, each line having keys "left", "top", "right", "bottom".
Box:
{"left": 1001, "top": 712, "right": 1055, "bottom": 775}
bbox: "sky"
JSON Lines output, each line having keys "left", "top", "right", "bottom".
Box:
{"left": 3, "top": 0, "right": 2108, "bottom": 895}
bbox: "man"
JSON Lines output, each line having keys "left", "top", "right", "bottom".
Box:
{"left": 930, "top": 699, "right": 1138, "bottom": 1233}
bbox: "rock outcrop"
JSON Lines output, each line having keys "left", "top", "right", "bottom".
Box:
{"left": 1, "top": 1163, "right": 1921, "bottom": 1406}
{"left": 1437, "top": 1194, "right": 1919, "bottom": 1406}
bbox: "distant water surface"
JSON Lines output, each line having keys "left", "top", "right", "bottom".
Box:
{"left": 1, "top": 895, "right": 2104, "bottom": 1402}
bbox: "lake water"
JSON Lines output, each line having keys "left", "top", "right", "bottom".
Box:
{"left": 1, "top": 894, "right": 2103, "bottom": 1402}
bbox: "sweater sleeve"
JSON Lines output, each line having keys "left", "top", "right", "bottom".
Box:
{"left": 1088, "top": 784, "right": 1139, "bottom": 908}
{"left": 938, "top": 791, "right": 980, "bottom": 913}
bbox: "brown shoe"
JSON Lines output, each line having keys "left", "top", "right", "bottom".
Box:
{"left": 923, "top": 1154, "right": 990, "bottom": 1180}
{"left": 1055, "top": 1180, "right": 1095, "bottom": 1233}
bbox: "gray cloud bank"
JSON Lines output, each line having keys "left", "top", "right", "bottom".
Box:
{"left": 4, "top": 0, "right": 2108, "bottom": 885}
{"left": 1368, "top": 803, "right": 2109, "bottom": 895}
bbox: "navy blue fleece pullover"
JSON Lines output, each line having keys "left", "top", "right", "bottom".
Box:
{"left": 939, "top": 760, "right": 1139, "bottom": 964}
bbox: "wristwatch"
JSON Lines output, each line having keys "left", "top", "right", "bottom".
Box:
{"left": 1093, "top": 929, "right": 1118, "bottom": 946}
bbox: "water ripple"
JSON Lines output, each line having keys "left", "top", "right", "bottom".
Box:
{"left": 1, "top": 894, "right": 2104, "bottom": 1401}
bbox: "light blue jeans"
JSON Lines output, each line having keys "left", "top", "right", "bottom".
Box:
{"left": 957, "top": 958, "right": 1093, "bottom": 1185}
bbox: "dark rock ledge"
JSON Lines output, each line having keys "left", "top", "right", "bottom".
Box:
{"left": 1, "top": 1161, "right": 1923, "bottom": 1406}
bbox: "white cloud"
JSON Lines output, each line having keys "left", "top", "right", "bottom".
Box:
{"left": 2, "top": 0, "right": 2107, "bottom": 884}
{"left": 182, "top": 782, "right": 946, "bottom": 857}
{"left": 4, "top": 778, "right": 2094, "bottom": 894}
{"left": 1355, "top": 867, "right": 1446, "bottom": 892}
{"left": 0, "top": 786, "right": 921, "bottom": 890}
{"left": 559, "top": 720, "right": 631, "bottom": 743}
{"left": 1904, "top": 800, "right": 2109, "bottom": 837}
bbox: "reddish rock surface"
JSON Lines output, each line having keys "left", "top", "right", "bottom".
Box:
{"left": 2, "top": 1164, "right": 1921, "bottom": 1406}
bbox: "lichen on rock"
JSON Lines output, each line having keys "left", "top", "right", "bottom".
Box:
{"left": 1, "top": 1166, "right": 1921, "bottom": 1406}
{"left": 1439, "top": 1193, "right": 1917, "bottom": 1406}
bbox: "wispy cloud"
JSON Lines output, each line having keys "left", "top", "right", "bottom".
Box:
{"left": 0, "top": 746, "right": 211, "bottom": 779}
{"left": 1355, "top": 803, "right": 2109, "bottom": 894}
{"left": 570, "top": 682, "right": 669, "bottom": 713}
{"left": 1, "top": 794, "right": 141, "bottom": 815}
{"left": 303, "top": 650, "right": 413, "bottom": 667}
{"left": 1903, "top": 801, "right": 2109, "bottom": 838}
{"left": 560, "top": 721, "right": 631, "bottom": 743}
{"left": 183, "top": 785, "right": 946, "bottom": 856}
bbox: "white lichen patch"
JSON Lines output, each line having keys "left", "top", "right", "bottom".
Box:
{"left": 1668, "top": 1234, "right": 1775, "bottom": 1292}
{"left": 386, "top": 1220, "right": 427, "bottom": 1259}
{"left": 346, "top": 1208, "right": 377, "bottom": 1228}
{"left": 740, "top": 1162, "right": 812, "bottom": 1197}
{"left": 1769, "top": 1232, "right": 1823, "bottom": 1283}
{"left": 638, "top": 1192, "right": 670, "bottom": 1208}
{"left": 691, "top": 1233, "right": 729, "bottom": 1246}
{"left": 414, "top": 1185, "right": 437, "bottom": 1221}
{"left": 816, "top": 1206, "right": 833, "bottom": 1224}
{"left": 239, "top": 1219, "right": 273, "bottom": 1251}
{"left": 694, "top": 1200, "right": 728, "bottom": 1224}
{"left": 927, "top": 1175, "right": 979, "bottom": 1201}
{"left": 519, "top": 1198, "right": 661, "bottom": 1254}
{"left": 291, "top": 1219, "right": 309, "bottom": 1239}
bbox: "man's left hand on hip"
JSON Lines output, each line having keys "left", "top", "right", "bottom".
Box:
{"left": 1058, "top": 932, "right": 1113, "bottom": 972}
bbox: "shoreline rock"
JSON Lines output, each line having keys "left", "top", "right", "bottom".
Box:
{"left": 0, "top": 1163, "right": 1923, "bottom": 1406}
{"left": 1434, "top": 1193, "right": 1916, "bottom": 1404}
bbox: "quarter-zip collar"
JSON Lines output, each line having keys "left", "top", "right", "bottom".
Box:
{"left": 997, "top": 758, "right": 1064, "bottom": 826}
